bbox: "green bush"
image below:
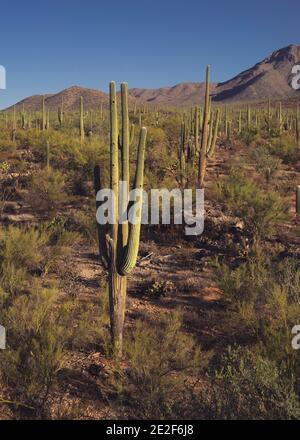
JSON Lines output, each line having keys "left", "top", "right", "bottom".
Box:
{"left": 213, "top": 167, "right": 285, "bottom": 240}
{"left": 213, "top": 247, "right": 300, "bottom": 370}
{"left": 0, "top": 286, "right": 70, "bottom": 412}
{"left": 119, "top": 311, "right": 201, "bottom": 419}
{"left": 29, "top": 167, "right": 66, "bottom": 214}
{"left": 202, "top": 346, "right": 300, "bottom": 420}
{"left": 251, "top": 145, "right": 282, "bottom": 181}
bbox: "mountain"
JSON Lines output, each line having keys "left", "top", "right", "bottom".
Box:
{"left": 9, "top": 86, "right": 109, "bottom": 112}
{"left": 5, "top": 44, "right": 300, "bottom": 111}
{"left": 129, "top": 82, "right": 217, "bottom": 106}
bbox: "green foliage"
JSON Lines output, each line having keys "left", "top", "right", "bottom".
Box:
{"left": 120, "top": 311, "right": 201, "bottom": 419}
{"left": 29, "top": 167, "right": 66, "bottom": 214}
{"left": 203, "top": 346, "right": 300, "bottom": 420}
{"left": 144, "top": 280, "right": 176, "bottom": 298}
{"left": 213, "top": 246, "right": 300, "bottom": 371}
{"left": 72, "top": 204, "right": 98, "bottom": 245}
{"left": 0, "top": 287, "right": 69, "bottom": 409}
{"left": 0, "top": 224, "right": 80, "bottom": 297}
{"left": 251, "top": 145, "right": 282, "bottom": 181}
{"left": 213, "top": 167, "right": 285, "bottom": 239}
{"left": 270, "top": 134, "right": 300, "bottom": 164}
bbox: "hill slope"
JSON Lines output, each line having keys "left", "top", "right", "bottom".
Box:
{"left": 6, "top": 44, "right": 300, "bottom": 111}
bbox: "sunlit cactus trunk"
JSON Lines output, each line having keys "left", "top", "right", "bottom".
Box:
{"left": 80, "top": 96, "right": 85, "bottom": 142}
{"left": 42, "top": 96, "right": 46, "bottom": 131}
{"left": 94, "top": 81, "right": 147, "bottom": 356}
{"left": 198, "top": 65, "right": 210, "bottom": 188}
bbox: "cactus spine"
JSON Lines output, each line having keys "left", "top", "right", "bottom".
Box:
{"left": 94, "top": 81, "right": 147, "bottom": 356}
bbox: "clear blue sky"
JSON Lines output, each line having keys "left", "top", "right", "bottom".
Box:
{"left": 0, "top": 0, "right": 299, "bottom": 108}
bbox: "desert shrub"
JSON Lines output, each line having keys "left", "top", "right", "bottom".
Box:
{"left": 22, "top": 130, "right": 84, "bottom": 167}
{"left": 213, "top": 167, "right": 285, "bottom": 240}
{"left": 0, "top": 161, "right": 10, "bottom": 174}
{"left": 213, "top": 247, "right": 300, "bottom": 370}
{"left": 0, "top": 224, "right": 80, "bottom": 297}
{"left": 269, "top": 135, "right": 300, "bottom": 164}
{"left": 70, "top": 284, "right": 111, "bottom": 353}
{"left": 144, "top": 280, "right": 176, "bottom": 298}
{"left": 0, "top": 225, "right": 48, "bottom": 296}
{"left": 239, "top": 128, "right": 260, "bottom": 146}
{"left": 0, "top": 286, "right": 71, "bottom": 413}
{"left": 72, "top": 205, "right": 98, "bottom": 245}
{"left": 29, "top": 167, "right": 66, "bottom": 214}
{"left": 201, "top": 346, "right": 300, "bottom": 420}
{"left": 0, "top": 225, "right": 47, "bottom": 271}
{"left": 251, "top": 145, "right": 282, "bottom": 181}
{"left": 214, "top": 245, "right": 273, "bottom": 305}
{"left": 0, "top": 138, "right": 16, "bottom": 154}
{"left": 118, "top": 311, "right": 201, "bottom": 419}
{"left": 40, "top": 219, "right": 81, "bottom": 274}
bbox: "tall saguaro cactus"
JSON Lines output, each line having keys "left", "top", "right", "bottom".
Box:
{"left": 42, "top": 96, "right": 46, "bottom": 131}
{"left": 80, "top": 96, "right": 85, "bottom": 142}
{"left": 94, "top": 81, "right": 147, "bottom": 356}
{"left": 198, "top": 65, "right": 210, "bottom": 188}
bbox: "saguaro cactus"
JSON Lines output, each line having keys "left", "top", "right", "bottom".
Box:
{"left": 207, "top": 109, "right": 220, "bottom": 158}
{"left": 80, "top": 96, "right": 85, "bottom": 142}
{"left": 42, "top": 96, "right": 46, "bottom": 131}
{"left": 178, "top": 121, "right": 187, "bottom": 187}
{"left": 58, "top": 98, "right": 64, "bottom": 126}
{"left": 94, "top": 81, "right": 147, "bottom": 356}
{"left": 198, "top": 65, "right": 210, "bottom": 188}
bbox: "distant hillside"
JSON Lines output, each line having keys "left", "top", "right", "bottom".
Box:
{"left": 213, "top": 44, "right": 300, "bottom": 102}
{"left": 5, "top": 44, "right": 300, "bottom": 111}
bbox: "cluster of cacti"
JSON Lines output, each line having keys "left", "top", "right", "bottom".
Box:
{"left": 94, "top": 81, "right": 147, "bottom": 356}
{"left": 176, "top": 66, "right": 220, "bottom": 189}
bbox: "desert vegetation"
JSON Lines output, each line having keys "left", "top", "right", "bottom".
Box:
{"left": 0, "top": 61, "right": 300, "bottom": 421}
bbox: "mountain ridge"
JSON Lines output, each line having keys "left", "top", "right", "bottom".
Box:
{"left": 5, "top": 44, "right": 300, "bottom": 111}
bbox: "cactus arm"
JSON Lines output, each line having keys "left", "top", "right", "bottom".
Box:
{"left": 130, "top": 123, "right": 135, "bottom": 146}
{"left": 194, "top": 107, "right": 199, "bottom": 153}
{"left": 120, "top": 82, "right": 130, "bottom": 250}
{"left": 118, "top": 127, "right": 147, "bottom": 276}
{"left": 207, "top": 109, "right": 220, "bottom": 158}
{"left": 109, "top": 82, "right": 119, "bottom": 253}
